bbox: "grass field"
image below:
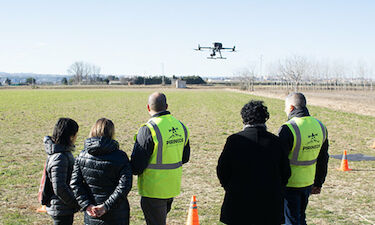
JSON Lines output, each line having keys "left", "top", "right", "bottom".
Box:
{"left": 1, "top": 88, "right": 375, "bottom": 224}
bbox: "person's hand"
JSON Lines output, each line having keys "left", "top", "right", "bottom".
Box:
{"left": 92, "top": 204, "right": 107, "bottom": 218}
{"left": 311, "top": 186, "right": 321, "bottom": 195}
{"left": 86, "top": 204, "right": 97, "bottom": 217}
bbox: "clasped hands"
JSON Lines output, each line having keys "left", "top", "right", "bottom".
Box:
{"left": 86, "top": 204, "right": 107, "bottom": 218}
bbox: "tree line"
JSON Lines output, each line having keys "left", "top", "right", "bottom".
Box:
{"left": 237, "top": 55, "right": 374, "bottom": 92}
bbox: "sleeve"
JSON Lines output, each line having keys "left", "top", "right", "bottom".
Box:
{"left": 130, "top": 125, "right": 154, "bottom": 175}
{"left": 278, "top": 140, "right": 291, "bottom": 187}
{"left": 182, "top": 140, "right": 190, "bottom": 164}
{"left": 49, "top": 153, "right": 79, "bottom": 210}
{"left": 104, "top": 154, "right": 133, "bottom": 211}
{"left": 278, "top": 124, "right": 294, "bottom": 155}
{"left": 70, "top": 155, "right": 92, "bottom": 211}
{"left": 314, "top": 132, "right": 329, "bottom": 187}
{"left": 216, "top": 136, "right": 232, "bottom": 190}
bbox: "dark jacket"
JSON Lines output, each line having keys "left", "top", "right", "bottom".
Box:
{"left": 44, "top": 136, "right": 79, "bottom": 217}
{"left": 278, "top": 107, "right": 329, "bottom": 188}
{"left": 131, "top": 111, "right": 190, "bottom": 175}
{"left": 217, "top": 126, "right": 291, "bottom": 225}
{"left": 70, "top": 137, "right": 132, "bottom": 225}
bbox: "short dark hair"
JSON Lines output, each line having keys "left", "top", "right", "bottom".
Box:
{"left": 148, "top": 92, "right": 167, "bottom": 112}
{"left": 241, "top": 100, "right": 270, "bottom": 125}
{"left": 52, "top": 118, "right": 79, "bottom": 146}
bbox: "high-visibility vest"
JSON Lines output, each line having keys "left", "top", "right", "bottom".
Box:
{"left": 284, "top": 116, "right": 327, "bottom": 188}
{"left": 137, "top": 114, "right": 189, "bottom": 198}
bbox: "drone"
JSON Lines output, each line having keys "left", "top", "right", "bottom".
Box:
{"left": 195, "top": 42, "right": 236, "bottom": 59}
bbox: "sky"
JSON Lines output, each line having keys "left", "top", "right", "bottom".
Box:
{"left": 0, "top": 0, "right": 374, "bottom": 77}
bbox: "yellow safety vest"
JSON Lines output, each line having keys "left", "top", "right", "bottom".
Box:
{"left": 284, "top": 116, "right": 327, "bottom": 188}
{"left": 137, "top": 114, "right": 189, "bottom": 198}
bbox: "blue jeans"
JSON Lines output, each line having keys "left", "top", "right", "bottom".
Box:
{"left": 284, "top": 186, "right": 312, "bottom": 225}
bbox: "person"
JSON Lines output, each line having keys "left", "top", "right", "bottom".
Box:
{"left": 217, "top": 100, "right": 291, "bottom": 225}
{"left": 70, "top": 118, "right": 132, "bottom": 225}
{"left": 130, "top": 92, "right": 190, "bottom": 225}
{"left": 278, "top": 92, "right": 329, "bottom": 225}
{"left": 44, "top": 118, "right": 80, "bottom": 225}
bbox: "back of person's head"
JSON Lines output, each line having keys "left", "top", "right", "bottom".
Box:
{"left": 89, "top": 118, "right": 115, "bottom": 139}
{"left": 241, "top": 100, "right": 270, "bottom": 125}
{"left": 52, "top": 118, "right": 79, "bottom": 146}
{"left": 286, "top": 92, "right": 306, "bottom": 109}
{"left": 148, "top": 92, "right": 167, "bottom": 112}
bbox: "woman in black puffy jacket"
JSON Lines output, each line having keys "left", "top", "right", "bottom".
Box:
{"left": 70, "top": 118, "right": 132, "bottom": 225}
{"left": 45, "top": 118, "right": 80, "bottom": 225}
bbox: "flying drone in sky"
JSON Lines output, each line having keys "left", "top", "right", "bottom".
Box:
{"left": 195, "top": 42, "right": 236, "bottom": 59}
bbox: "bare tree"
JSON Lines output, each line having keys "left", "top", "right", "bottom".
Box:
{"left": 67, "top": 61, "right": 101, "bottom": 84}
{"left": 236, "top": 63, "right": 257, "bottom": 91}
{"left": 356, "top": 60, "right": 372, "bottom": 90}
{"left": 278, "top": 55, "right": 310, "bottom": 92}
{"left": 67, "top": 61, "right": 85, "bottom": 84}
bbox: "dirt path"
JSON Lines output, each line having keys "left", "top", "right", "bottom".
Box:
{"left": 228, "top": 88, "right": 375, "bottom": 117}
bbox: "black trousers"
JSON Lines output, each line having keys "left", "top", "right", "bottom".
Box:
{"left": 141, "top": 196, "right": 174, "bottom": 225}
{"left": 51, "top": 214, "right": 74, "bottom": 225}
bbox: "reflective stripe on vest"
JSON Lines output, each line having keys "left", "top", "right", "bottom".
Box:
{"left": 288, "top": 119, "right": 325, "bottom": 166}
{"left": 147, "top": 120, "right": 187, "bottom": 170}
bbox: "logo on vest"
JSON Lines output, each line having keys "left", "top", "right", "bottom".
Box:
{"left": 303, "top": 133, "right": 321, "bottom": 151}
{"left": 166, "top": 127, "right": 184, "bottom": 145}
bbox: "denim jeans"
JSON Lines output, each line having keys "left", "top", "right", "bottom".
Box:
{"left": 284, "top": 186, "right": 312, "bottom": 225}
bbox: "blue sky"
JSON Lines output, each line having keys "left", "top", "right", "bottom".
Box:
{"left": 0, "top": 0, "right": 374, "bottom": 76}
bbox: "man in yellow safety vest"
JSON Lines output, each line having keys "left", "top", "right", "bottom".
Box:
{"left": 130, "top": 92, "right": 190, "bottom": 225}
{"left": 278, "top": 92, "right": 329, "bottom": 225}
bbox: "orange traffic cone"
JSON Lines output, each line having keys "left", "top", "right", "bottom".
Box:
{"left": 186, "top": 195, "right": 199, "bottom": 225}
{"left": 36, "top": 205, "right": 47, "bottom": 213}
{"left": 337, "top": 150, "right": 352, "bottom": 171}
{"left": 371, "top": 140, "right": 375, "bottom": 149}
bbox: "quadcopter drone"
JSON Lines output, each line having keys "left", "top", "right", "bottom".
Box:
{"left": 195, "top": 42, "right": 236, "bottom": 59}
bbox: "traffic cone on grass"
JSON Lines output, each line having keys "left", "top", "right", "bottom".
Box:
{"left": 36, "top": 205, "right": 47, "bottom": 213}
{"left": 337, "top": 150, "right": 352, "bottom": 171}
{"left": 186, "top": 195, "right": 199, "bottom": 225}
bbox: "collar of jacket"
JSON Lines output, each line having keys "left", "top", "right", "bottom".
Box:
{"left": 84, "top": 137, "right": 119, "bottom": 156}
{"left": 44, "top": 136, "right": 75, "bottom": 155}
{"left": 243, "top": 123, "right": 267, "bottom": 131}
{"left": 288, "top": 107, "right": 310, "bottom": 120}
{"left": 151, "top": 110, "right": 171, "bottom": 118}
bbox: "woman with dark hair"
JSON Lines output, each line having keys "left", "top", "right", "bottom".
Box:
{"left": 217, "top": 100, "right": 291, "bottom": 225}
{"left": 71, "top": 118, "right": 132, "bottom": 225}
{"left": 44, "top": 118, "right": 80, "bottom": 225}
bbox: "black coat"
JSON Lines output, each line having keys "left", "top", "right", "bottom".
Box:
{"left": 44, "top": 136, "right": 79, "bottom": 217}
{"left": 217, "top": 126, "right": 291, "bottom": 225}
{"left": 70, "top": 137, "right": 132, "bottom": 225}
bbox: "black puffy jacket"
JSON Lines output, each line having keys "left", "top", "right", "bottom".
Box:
{"left": 70, "top": 137, "right": 132, "bottom": 225}
{"left": 44, "top": 136, "right": 79, "bottom": 217}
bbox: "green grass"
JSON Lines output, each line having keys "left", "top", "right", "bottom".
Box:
{"left": 1, "top": 88, "right": 375, "bottom": 224}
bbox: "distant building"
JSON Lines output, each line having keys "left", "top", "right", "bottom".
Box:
{"left": 109, "top": 80, "right": 122, "bottom": 85}
{"left": 176, "top": 79, "right": 186, "bottom": 88}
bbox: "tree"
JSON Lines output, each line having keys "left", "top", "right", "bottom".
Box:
{"left": 236, "top": 62, "right": 257, "bottom": 91}
{"left": 4, "top": 78, "right": 11, "bottom": 85}
{"left": 61, "top": 77, "right": 68, "bottom": 85}
{"left": 278, "top": 55, "right": 310, "bottom": 92}
{"left": 67, "top": 61, "right": 101, "bottom": 84}
{"left": 67, "top": 61, "right": 84, "bottom": 84}
{"left": 26, "top": 77, "right": 36, "bottom": 85}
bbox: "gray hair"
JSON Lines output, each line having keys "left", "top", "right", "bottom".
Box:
{"left": 148, "top": 92, "right": 167, "bottom": 112}
{"left": 286, "top": 92, "right": 306, "bottom": 109}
